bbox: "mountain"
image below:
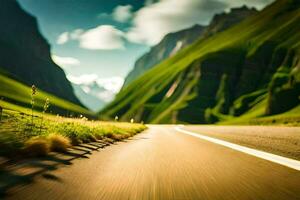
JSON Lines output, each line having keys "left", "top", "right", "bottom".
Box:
{"left": 201, "top": 6, "right": 257, "bottom": 38}
{"left": 122, "top": 6, "right": 258, "bottom": 88}
{"left": 71, "top": 82, "right": 108, "bottom": 112}
{"left": 101, "top": 0, "right": 300, "bottom": 125}
{"left": 122, "top": 25, "right": 205, "bottom": 87}
{"left": 0, "top": 0, "right": 82, "bottom": 106}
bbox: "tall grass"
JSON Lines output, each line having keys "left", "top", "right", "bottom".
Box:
{"left": 31, "top": 84, "right": 36, "bottom": 127}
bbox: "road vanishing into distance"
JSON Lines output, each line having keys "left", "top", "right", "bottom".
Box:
{"left": 7, "top": 125, "right": 300, "bottom": 200}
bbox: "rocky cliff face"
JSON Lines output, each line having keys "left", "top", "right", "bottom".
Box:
{"left": 122, "top": 6, "right": 258, "bottom": 88}
{"left": 0, "top": 0, "right": 82, "bottom": 105}
{"left": 201, "top": 6, "right": 257, "bottom": 38}
{"left": 123, "top": 25, "right": 205, "bottom": 87}
{"left": 179, "top": 42, "right": 300, "bottom": 124}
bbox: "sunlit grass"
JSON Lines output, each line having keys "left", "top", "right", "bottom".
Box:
{"left": 48, "top": 134, "right": 71, "bottom": 152}
{"left": 23, "top": 137, "right": 50, "bottom": 157}
{"left": 0, "top": 109, "right": 147, "bottom": 157}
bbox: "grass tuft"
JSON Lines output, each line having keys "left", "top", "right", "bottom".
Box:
{"left": 23, "top": 137, "right": 50, "bottom": 157}
{"left": 48, "top": 134, "right": 71, "bottom": 152}
{"left": 110, "top": 134, "right": 124, "bottom": 141}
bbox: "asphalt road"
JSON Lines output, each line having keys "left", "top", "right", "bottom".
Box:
{"left": 7, "top": 126, "right": 300, "bottom": 200}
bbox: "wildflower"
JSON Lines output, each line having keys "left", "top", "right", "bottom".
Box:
{"left": 40, "top": 98, "right": 50, "bottom": 133}
{"left": 130, "top": 118, "right": 134, "bottom": 123}
{"left": 31, "top": 85, "right": 37, "bottom": 107}
{"left": 31, "top": 85, "right": 36, "bottom": 95}
{"left": 0, "top": 105, "right": 2, "bottom": 122}
{"left": 43, "top": 98, "right": 50, "bottom": 113}
{"left": 31, "top": 84, "right": 37, "bottom": 127}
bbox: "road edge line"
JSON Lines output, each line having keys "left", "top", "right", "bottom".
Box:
{"left": 175, "top": 126, "right": 300, "bottom": 171}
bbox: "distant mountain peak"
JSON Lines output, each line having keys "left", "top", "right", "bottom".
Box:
{"left": 212, "top": 5, "right": 258, "bottom": 22}
{"left": 202, "top": 5, "right": 258, "bottom": 38}
{"left": 122, "top": 24, "right": 206, "bottom": 87}
{"left": 230, "top": 5, "right": 257, "bottom": 12}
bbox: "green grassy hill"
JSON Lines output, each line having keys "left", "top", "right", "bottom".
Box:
{"left": 101, "top": 0, "right": 300, "bottom": 125}
{"left": 0, "top": 73, "right": 94, "bottom": 117}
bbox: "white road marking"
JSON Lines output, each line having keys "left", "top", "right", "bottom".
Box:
{"left": 175, "top": 126, "right": 300, "bottom": 171}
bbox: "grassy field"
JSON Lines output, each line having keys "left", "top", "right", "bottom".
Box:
{"left": 0, "top": 107, "right": 146, "bottom": 157}
{"left": 185, "top": 125, "right": 300, "bottom": 160}
{"left": 0, "top": 73, "right": 94, "bottom": 116}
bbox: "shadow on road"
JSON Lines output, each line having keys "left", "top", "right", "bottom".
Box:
{"left": 0, "top": 140, "right": 111, "bottom": 198}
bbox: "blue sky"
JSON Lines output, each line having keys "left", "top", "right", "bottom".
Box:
{"left": 17, "top": 0, "right": 147, "bottom": 90}
{"left": 17, "top": 0, "right": 275, "bottom": 94}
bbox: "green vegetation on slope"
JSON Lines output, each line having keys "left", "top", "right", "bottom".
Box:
{"left": 218, "top": 98, "right": 298, "bottom": 125}
{"left": 101, "top": 0, "right": 300, "bottom": 125}
{"left": 0, "top": 73, "right": 93, "bottom": 117}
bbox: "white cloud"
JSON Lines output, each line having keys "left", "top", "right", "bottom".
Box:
{"left": 67, "top": 74, "right": 124, "bottom": 102}
{"left": 56, "top": 26, "right": 124, "bottom": 50}
{"left": 57, "top": 0, "right": 274, "bottom": 48}
{"left": 79, "top": 25, "right": 125, "bottom": 50}
{"left": 56, "top": 32, "right": 69, "bottom": 44}
{"left": 112, "top": 5, "right": 133, "bottom": 23}
{"left": 52, "top": 55, "right": 80, "bottom": 67}
{"left": 126, "top": 0, "right": 227, "bottom": 45}
{"left": 96, "top": 76, "right": 124, "bottom": 93}
{"left": 95, "top": 90, "right": 115, "bottom": 102}
{"left": 67, "top": 74, "right": 99, "bottom": 85}
{"left": 96, "top": 76, "right": 124, "bottom": 102}
{"left": 126, "top": 0, "right": 274, "bottom": 45}
{"left": 67, "top": 74, "right": 124, "bottom": 93}
{"left": 70, "top": 29, "right": 84, "bottom": 39}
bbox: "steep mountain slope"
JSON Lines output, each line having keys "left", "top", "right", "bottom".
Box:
{"left": 101, "top": 0, "right": 300, "bottom": 124}
{"left": 123, "top": 6, "right": 257, "bottom": 87}
{"left": 123, "top": 25, "right": 205, "bottom": 87}
{"left": 0, "top": 0, "right": 82, "bottom": 106}
{"left": 201, "top": 6, "right": 257, "bottom": 38}
{"left": 0, "top": 73, "right": 93, "bottom": 116}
